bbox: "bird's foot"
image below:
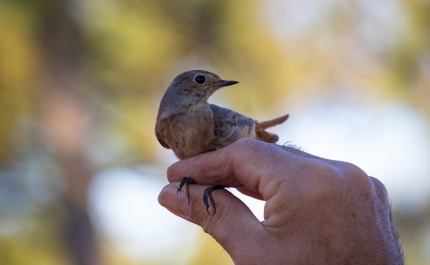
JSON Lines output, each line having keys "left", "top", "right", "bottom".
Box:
{"left": 177, "top": 177, "right": 195, "bottom": 205}
{"left": 203, "top": 185, "right": 224, "bottom": 216}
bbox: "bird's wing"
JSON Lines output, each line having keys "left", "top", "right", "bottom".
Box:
{"left": 209, "top": 104, "right": 257, "bottom": 145}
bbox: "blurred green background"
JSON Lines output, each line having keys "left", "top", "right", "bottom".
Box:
{"left": 1, "top": 0, "right": 430, "bottom": 264}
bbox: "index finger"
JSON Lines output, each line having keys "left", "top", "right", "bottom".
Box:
{"left": 167, "top": 138, "right": 313, "bottom": 195}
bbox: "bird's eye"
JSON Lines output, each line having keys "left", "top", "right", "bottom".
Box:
{"left": 194, "top": 75, "right": 206, "bottom": 85}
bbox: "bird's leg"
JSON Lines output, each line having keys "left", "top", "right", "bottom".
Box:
{"left": 203, "top": 185, "right": 224, "bottom": 216}
{"left": 178, "top": 179, "right": 224, "bottom": 215}
{"left": 177, "top": 177, "right": 195, "bottom": 205}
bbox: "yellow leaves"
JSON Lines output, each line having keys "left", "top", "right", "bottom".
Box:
{"left": 0, "top": 4, "right": 40, "bottom": 162}
{"left": 84, "top": 2, "right": 182, "bottom": 94}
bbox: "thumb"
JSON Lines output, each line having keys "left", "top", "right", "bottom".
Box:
{"left": 158, "top": 182, "right": 261, "bottom": 258}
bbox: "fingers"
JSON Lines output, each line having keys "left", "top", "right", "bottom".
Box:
{"left": 167, "top": 144, "right": 243, "bottom": 188}
{"left": 166, "top": 138, "right": 375, "bottom": 216}
{"left": 167, "top": 138, "right": 299, "bottom": 194}
{"left": 158, "top": 182, "right": 262, "bottom": 259}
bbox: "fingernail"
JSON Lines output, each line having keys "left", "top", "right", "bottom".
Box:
{"left": 158, "top": 184, "right": 190, "bottom": 216}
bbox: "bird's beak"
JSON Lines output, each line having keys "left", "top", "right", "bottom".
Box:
{"left": 218, "top": 80, "right": 239, "bottom": 87}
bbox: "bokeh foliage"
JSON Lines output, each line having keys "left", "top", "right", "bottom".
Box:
{"left": 1, "top": 0, "right": 430, "bottom": 264}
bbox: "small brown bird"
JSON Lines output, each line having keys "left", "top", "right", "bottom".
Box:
{"left": 155, "top": 70, "right": 288, "bottom": 215}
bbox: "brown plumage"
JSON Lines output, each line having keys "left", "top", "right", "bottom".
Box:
{"left": 155, "top": 70, "right": 289, "bottom": 214}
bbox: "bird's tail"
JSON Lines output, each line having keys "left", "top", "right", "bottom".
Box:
{"left": 255, "top": 114, "right": 289, "bottom": 143}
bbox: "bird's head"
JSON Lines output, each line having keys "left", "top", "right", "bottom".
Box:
{"left": 158, "top": 70, "right": 238, "bottom": 119}
{"left": 170, "top": 70, "right": 238, "bottom": 102}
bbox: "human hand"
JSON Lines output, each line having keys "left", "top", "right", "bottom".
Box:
{"left": 158, "top": 138, "right": 403, "bottom": 265}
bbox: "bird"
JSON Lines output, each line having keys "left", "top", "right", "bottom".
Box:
{"left": 155, "top": 70, "right": 289, "bottom": 215}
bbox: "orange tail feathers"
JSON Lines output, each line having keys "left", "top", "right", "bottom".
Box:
{"left": 255, "top": 114, "right": 289, "bottom": 143}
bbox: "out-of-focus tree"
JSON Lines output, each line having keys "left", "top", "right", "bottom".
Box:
{"left": 0, "top": 0, "right": 430, "bottom": 264}
{"left": 389, "top": 0, "right": 430, "bottom": 115}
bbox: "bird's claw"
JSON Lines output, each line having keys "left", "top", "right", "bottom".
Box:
{"left": 178, "top": 177, "right": 194, "bottom": 205}
{"left": 177, "top": 178, "right": 224, "bottom": 216}
{"left": 203, "top": 185, "right": 224, "bottom": 216}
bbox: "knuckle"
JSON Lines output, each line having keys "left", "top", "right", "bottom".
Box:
{"left": 316, "top": 162, "right": 341, "bottom": 184}
{"left": 336, "top": 161, "right": 371, "bottom": 188}
{"left": 370, "top": 177, "right": 389, "bottom": 203}
{"left": 310, "top": 161, "right": 341, "bottom": 189}
{"left": 339, "top": 161, "right": 367, "bottom": 179}
{"left": 335, "top": 162, "right": 388, "bottom": 202}
{"left": 297, "top": 160, "right": 343, "bottom": 201}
